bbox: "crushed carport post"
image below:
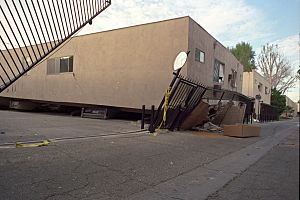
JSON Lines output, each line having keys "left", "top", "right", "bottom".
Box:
{"left": 180, "top": 100, "right": 209, "bottom": 130}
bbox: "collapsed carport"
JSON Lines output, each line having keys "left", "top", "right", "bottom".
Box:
{"left": 148, "top": 66, "right": 278, "bottom": 133}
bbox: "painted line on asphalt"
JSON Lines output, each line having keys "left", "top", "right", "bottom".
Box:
{"left": 0, "top": 129, "right": 149, "bottom": 148}
{"left": 15, "top": 140, "right": 50, "bottom": 148}
{"left": 51, "top": 129, "right": 149, "bottom": 143}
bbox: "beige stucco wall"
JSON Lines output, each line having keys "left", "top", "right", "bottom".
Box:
{"left": 1, "top": 17, "right": 189, "bottom": 109}
{"left": 187, "top": 18, "right": 243, "bottom": 93}
{"left": 242, "top": 72, "right": 253, "bottom": 98}
{"left": 242, "top": 71, "right": 271, "bottom": 104}
{"left": 242, "top": 71, "right": 271, "bottom": 116}
{"left": 285, "top": 96, "right": 298, "bottom": 117}
{"left": 1, "top": 16, "right": 245, "bottom": 110}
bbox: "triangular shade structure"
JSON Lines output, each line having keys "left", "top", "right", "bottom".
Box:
{"left": 0, "top": 0, "right": 111, "bottom": 93}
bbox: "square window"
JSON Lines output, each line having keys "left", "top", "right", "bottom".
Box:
{"left": 195, "top": 48, "right": 205, "bottom": 63}
{"left": 47, "top": 56, "right": 73, "bottom": 75}
{"left": 229, "top": 69, "right": 237, "bottom": 88}
{"left": 258, "top": 83, "right": 263, "bottom": 92}
{"left": 265, "top": 87, "right": 269, "bottom": 95}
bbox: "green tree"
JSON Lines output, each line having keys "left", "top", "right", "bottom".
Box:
{"left": 283, "top": 105, "right": 294, "bottom": 117}
{"left": 271, "top": 88, "right": 286, "bottom": 114}
{"left": 230, "top": 42, "right": 256, "bottom": 72}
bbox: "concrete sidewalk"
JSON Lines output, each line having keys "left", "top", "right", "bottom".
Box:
{"left": 207, "top": 131, "right": 299, "bottom": 200}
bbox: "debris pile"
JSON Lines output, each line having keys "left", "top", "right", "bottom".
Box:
{"left": 192, "top": 122, "right": 223, "bottom": 133}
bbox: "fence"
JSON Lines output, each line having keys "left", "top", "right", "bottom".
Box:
{"left": 148, "top": 75, "right": 207, "bottom": 132}
{"left": 259, "top": 103, "right": 279, "bottom": 122}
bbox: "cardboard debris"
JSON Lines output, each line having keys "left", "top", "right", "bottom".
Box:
{"left": 180, "top": 101, "right": 209, "bottom": 130}
{"left": 211, "top": 102, "right": 247, "bottom": 126}
{"left": 211, "top": 102, "right": 233, "bottom": 126}
{"left": 221, "top": 104, "right": 246, "bottom": 125}
{"left": 223, "top": 124, "right": 260, "bottom": 137}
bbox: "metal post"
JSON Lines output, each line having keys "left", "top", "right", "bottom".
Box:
{"left": 148, "top": 74, "right": 181, "bottom": 133}
{"left": 141, "top": 105, "right": 145, "bottom": 129}
{"left": 150, "top": 105, "right": 155, "bottom": 127}
{"left": 148, "top": 51, "right": 190, "bottom": 133}
{"left": 81, "top": 107, "right": 84, "bottom": 118}
{"left": 258, "top": 100, "right": 263, "bottom": 122}
{"left": 257, "top": 100, "right": 260, "bottom": 121}
{"left": 218, "top": 91, "right": 225, "bottom": 104}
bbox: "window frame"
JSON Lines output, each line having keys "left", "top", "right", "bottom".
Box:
{"left": 265, "top": 86, "right": 269, "bottom": 95}
{"left": 258, "top": 82, "right": 263, "bottom": 92}
{"left": 213, "top": 59, "right": 225, "bottom": 84}
{"left": 195, "top": 48, "right": 205, "bottom": 63}
{"left": 229, "top": 69, "right": 237, "bottom": 88}
{"left": 47, "top": 56, "right": 74, "bottom": 75}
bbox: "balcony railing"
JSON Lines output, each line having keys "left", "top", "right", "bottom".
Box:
{"left": 0, "top": 0, "right": 111, "bottom": 93}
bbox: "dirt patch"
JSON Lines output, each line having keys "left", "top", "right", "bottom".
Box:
{"left": 192, "top": 131, "right": 228, "bottom": 139}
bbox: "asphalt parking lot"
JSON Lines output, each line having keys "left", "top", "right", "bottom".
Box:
{"left": 0, "top": 110, "right": 141, "bottom": 144}
{"left": 0, "top": 110, "right": 298, "bottom": 200}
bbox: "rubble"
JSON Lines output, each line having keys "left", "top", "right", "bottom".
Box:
{"left": 192, "top": 122, "right": 223, "bottom": 133}
{"left": 180, "top": 101, "right": 209, "bottom": 130}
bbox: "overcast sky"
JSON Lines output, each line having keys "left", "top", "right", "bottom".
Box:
{"left": 79, "top": 0, "right": 299, "bottom": 101}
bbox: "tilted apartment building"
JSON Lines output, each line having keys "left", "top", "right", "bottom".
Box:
{"left": 242, "top": 70, "right": 271, "bottom": 117}
{"left": 0, "top": 16, "right": 244, "bottom": 111}
{"left": 284, "top": 95, "right": 298, "bottom": 117}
